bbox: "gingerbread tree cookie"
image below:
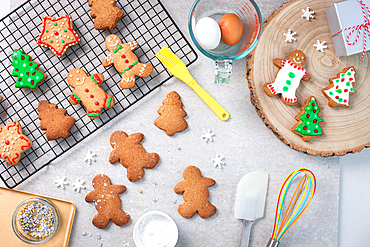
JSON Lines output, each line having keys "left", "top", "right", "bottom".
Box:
{"left": 174, "top": 166, "right": 216, "bottom": 219}
{"left": 292, "top": 96, "right": 324, "bottom": 142}
{"left": 38, "top": 100, "right": 76, "bottom": 140}
{"left": 0, "top": 121, "right": 32, "bottom": 166}
{"left": 263, "top": 50, "right": 311, "bottom": 105}
{"left": 37, "top": 15, "right": 80, "bottom": 58}
{"left": 154, "top": 91, "right": 188, "bottom": 136}
{"left": 109, "top": 131, "right": 160, "bottom": 182}
{"left": 102, "top": 34, "right": 153, "bottom": 89}
{"left": 85, "top": 174, "right": 130, "bottom": 229}
{"left": 67, "top": 68, "right": 115, "bottom": 119}
{"left": 11, "top": 49, "right": 47, "bottom": 91}
{"left": 89, "top": 0, "right": 124, "bottom": 30}
{"left": 322, "top": 67, "right": 356, "bottom": 108}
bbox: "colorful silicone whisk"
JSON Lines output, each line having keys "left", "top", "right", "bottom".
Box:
{"left": 266, "top": 168, "right": 316, "bottom": 247}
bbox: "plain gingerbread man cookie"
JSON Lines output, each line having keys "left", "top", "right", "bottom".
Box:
{"left": 89, "top": 0, "right": 124, "bottom": 30}
{"left": 67, "top": 68, "right": 115, "bottom": 119}
{"left": 85, "top": 174, "right": 130, "bottom": 229}
{"left": 174, "top": 166, "right": 216, "bottom": 219}
{"left": 102, "top": 34, "right": 153, "bottom": 89}
{"left": 263, "top": 50, "right": 311, "bottom": 105}
{"left": 109, "top": 131, "right": 160, "bottom": 182}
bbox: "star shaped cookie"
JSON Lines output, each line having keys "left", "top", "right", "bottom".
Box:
{"left": 37, "top": 15, "right": 80, "bottom": 57}
{"left": 0, "top": 121, "right": 32, "bottom": 166}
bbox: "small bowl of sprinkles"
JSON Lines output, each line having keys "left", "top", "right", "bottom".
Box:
{"left": 12, "top": 198, "right": 59, "bottom": 244}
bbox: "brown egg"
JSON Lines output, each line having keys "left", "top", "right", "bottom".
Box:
{"left": 219, "top": 13, "right": 243, "bottom": 46}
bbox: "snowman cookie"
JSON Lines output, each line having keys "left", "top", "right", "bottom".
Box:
{"left": 102, "top": 34, "right": 153, "bottom": 89}
{"left": 67, "top": 68, "right": 115, "bottom": 119}
{"left": 263, "top": 50, "right": 311, "bottom": 105}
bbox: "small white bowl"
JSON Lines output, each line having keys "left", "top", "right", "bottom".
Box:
{"left": 133, "top": 211, "right": 178, "bottom": 247}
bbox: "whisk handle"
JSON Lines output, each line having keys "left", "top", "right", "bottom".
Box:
{"left": 240, "top": 220, "right": 253, "bottom": 247}
{"left": 266, "top": 238, "right": 280, "bottom": 247}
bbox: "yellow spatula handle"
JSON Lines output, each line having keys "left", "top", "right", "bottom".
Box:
{"left": 188, "top": 79, "right": 229, "bottom": 121}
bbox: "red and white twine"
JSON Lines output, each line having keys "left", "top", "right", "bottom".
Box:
{"left": 332, "top": 0, "right": 370, "bottom": 62}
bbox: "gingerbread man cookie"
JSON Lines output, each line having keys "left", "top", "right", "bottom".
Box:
{"left": 67, "top": 68, "right": 115, "bottom": 119}
{"left": 0, "top": 121, "right": 32, "bottom": 166}
{"left": 102, "top": 34, "right": 153, "bottom": 89}
{"left": 109, "top": 131, "right": 160, "bottom": 182}
{"left": 263, "top": 50, "right": 311, "bottom": 105}
{"left": 37, "top": 15, "right": 80, "bottom": 58}
{"left": 85, "top": 174, "right": 130, "bottom": 229}
{"left": 174, "top": 166, "right": 216, "bottom": 219}
{"left": 89, "top": 0, "right": 124, "bottom": 30}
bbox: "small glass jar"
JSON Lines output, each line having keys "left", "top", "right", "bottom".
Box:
{"left": 12, "top": 198, "right": 59, "bottom": 245}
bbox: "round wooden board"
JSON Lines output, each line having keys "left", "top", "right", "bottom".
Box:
{"left": 247, "top": 0, "right": 370, "bottom": 157}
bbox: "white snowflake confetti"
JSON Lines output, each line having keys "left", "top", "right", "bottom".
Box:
{"left": 283, "top": 29, "right": 296, "bottom": 43}
{"left": 313, "top": 40, "right": 328, "bottom": 52}
{"left": 172, "top": 199, "right": 177, "bottom": 204}
{"left": 72, "top": 179, "right": 86, "bottom": 192}
{"left": 54, "top": 175, "right": 68, "bottom": 189}
{"left": 212, "top": 154, "right": 225, "bottom": 169}
{"left": 152, "top": 198, "right": 158, "bottom": 202}
{"left": 84, "top": 150, "right": 97, "bottom": 164}
{"left": 301, "top": 7, "right": 315, "bottom": 21}
{"left": 123, "top": 243, "right": 130, "bottom": 247}
{"left": 152, "top": 181, "right": 157, "bottom": 187}
{"left": 201, "top": 129, "right": 215, "bottom": 143}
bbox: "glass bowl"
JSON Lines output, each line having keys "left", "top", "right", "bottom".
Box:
{"left": 12, "top": 198, "right": 59, "bottom": 245}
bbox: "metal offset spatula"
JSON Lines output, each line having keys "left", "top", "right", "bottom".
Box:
{"left": 234, "top": 171, "right": 269, "bottom": 247}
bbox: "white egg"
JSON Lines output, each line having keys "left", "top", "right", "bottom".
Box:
{"left": 195, "top": 17, "right": 221, "bottom": 50}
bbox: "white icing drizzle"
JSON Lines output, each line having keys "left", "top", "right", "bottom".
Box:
{"left": 108, "top": 40, "right": 119, "bottom": 47}
{"left": 139, "top": 64, "right": 147, "bottom": 76}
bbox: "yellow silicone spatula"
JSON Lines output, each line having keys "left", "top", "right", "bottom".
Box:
{"left": 155, "top": 46, "right": 229, "bottom": 121}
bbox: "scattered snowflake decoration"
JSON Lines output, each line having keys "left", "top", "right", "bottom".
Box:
{"left": 283, "top": 29, "right": 296, "bottom": 43}
{"left": 172, "top": 199, "right": 177, "bottom": 204}
{"left": 82, "top": 231, "right": 87, "bottom": 236}
{"left": 84, "top": 150, "right": 97, "bottom": 164}
{"left": 54, "top": 175, "right": 68, "bottom": 189}
{"left": 152, "top": 181, "right": 157, "bottom": 188}
{"left": 212, "top": 154, "right": 225, "bottom": 169}
{"left": 201, "top": 129, "right": 215, "bottom": 143}
{"left": 301, "top": 7, "right": 315, "bottom": 21}
{"left": 152, "top": 197, "right": 158, "bottom": 202}
{"left": 72, "top": 179, "right": 86, "bottom": 192}
{"left": 123, "top": 243, "right": 130, "bottom": 247}
{"left": 313, "top": 40, "right": 328, "bottom": 52}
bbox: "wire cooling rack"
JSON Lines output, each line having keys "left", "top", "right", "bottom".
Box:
{"left": 0, "top": 0, "right": 197, "bottom": 188}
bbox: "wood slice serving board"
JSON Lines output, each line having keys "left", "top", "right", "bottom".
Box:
{"left": 247, "top": 0, "right": 370, "bottom": 156}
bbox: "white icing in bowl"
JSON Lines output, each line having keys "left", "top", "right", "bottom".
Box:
{"left": 133, "top": 211, "right": 178, "bottom": 247}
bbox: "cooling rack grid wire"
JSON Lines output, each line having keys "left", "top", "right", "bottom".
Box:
{"left": 0, "top": 0, "right": 197, "bottom": 188}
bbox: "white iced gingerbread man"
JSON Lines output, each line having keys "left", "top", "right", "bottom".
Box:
{"left": 263, "top": 50, "right": 311, "bottom": 105}
{"left": 102, "top": 34, "right": 153, "bottom": 89}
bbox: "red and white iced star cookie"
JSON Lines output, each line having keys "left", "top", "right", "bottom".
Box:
{"left": 37, "top": 15, "right": 80, "bottom": 58}
{"left": 0, "top": 121, "right": 32, "bottom": 166}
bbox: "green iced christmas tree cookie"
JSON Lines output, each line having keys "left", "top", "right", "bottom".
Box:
{"left": 292, "top": 96, "right": 324, "bottom": 142}
{"left": 11, "top": 49, "right": 47, "bottom": 90}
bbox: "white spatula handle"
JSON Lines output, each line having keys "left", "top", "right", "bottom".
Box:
{"left": 240, "top": 220, "right": 254, "bottom": 247}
